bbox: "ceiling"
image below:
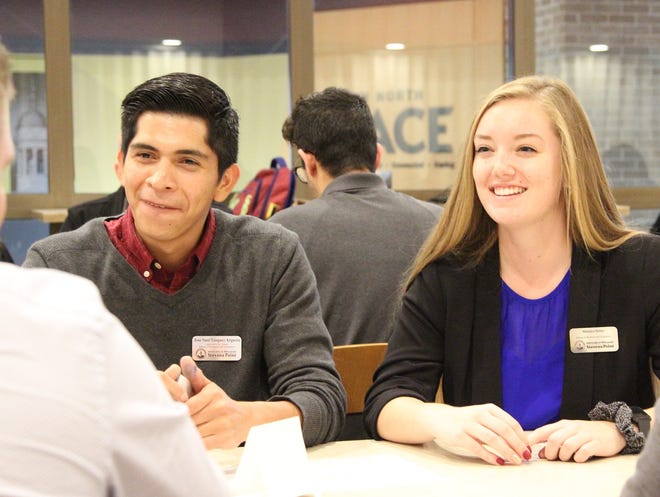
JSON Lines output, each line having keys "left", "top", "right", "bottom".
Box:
{"left": 0, "top": 0, "right": 440, "bottom": 55}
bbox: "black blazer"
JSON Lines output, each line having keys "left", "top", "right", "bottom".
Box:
{"left": 60, "top": 187, "right": 128, "bottom": 232}
{"left": 0, "top": 240, "right": 14, "bottom": 263}
{"left": 364, "top": 235, "right": 660, "bottom": 437}
{"left": 651, "top": 212, "right": 660, "bottom": 236}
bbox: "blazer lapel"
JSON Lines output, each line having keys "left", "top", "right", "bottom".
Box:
{"left": 559, "top": 246, "right": 601, "bottom": 419}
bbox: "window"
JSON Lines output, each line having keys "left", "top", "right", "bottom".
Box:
{"left": 0, "top": 0, "right": 49, "bottom": 197}
{"left": 69, "top": 0, "right": 291, "bottom": 194}
{"left": 535, "top": 0, "right": 660, "bottom": 230}
{"left": 1, "top": 0, "right": 293, "bottom": 263}
{"left": 313, "top": 0, "right": 507, "bottom": 197}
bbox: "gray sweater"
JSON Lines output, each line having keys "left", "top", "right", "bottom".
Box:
{"left": 620, "top": 397, "right": 660, "bottom": 497}
{"left": 270, "top": 173, "right": 442, "bottom": 345}
{"left": 24, "top": 210, "right": 346, "bottom": 446}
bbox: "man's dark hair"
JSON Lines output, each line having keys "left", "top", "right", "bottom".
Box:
{"left": 282, "top": 87, "right": 377, "bottom": 176}
{"left": 120, "top": 72, "right": 239, "bottom": 177}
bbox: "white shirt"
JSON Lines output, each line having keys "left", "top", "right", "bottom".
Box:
{"left": 0, "top": 262, "right": 229, "bottom": 497}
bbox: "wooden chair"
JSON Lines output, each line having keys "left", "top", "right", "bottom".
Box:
{"left": 332, "top": 343, "right": 388, "bottom": 440}
{"left": 333, "top": 343, "right": 388, "bottom": 416}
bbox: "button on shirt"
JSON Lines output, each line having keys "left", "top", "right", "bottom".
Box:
{"left": 105, "top": 207, "right": 216, "bottom": 294}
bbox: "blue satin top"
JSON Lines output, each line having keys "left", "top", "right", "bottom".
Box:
{"left": 501, "top": 271, "right": 570, "bottom": 429}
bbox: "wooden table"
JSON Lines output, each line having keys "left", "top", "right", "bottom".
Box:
{"left": 208, "top": 438, "right": 638, "bottom": 497}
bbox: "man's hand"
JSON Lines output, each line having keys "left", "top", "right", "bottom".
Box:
{"left": 172, "top": 356, "right": 303, "bottom": 449}
{"left": 179, "top": 355, "right": 253, "bottom": 449}
{"left": 158, "top": 363, "right": 189, "bottom": 402}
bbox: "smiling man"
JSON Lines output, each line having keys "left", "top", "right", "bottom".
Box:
{"left": 23, "top": 73, "right": 346, "bottom": 449}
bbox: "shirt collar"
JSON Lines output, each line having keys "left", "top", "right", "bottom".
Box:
{"left": 322, "top": 172, "right": 386, "bottom": 196}
{"left": 105, "top": 206, "right": 216, "bottom": 294}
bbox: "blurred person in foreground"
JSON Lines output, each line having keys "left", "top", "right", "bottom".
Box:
{"left": 620, "top": 396, "right": 660, "bottom": 497}
{"left": 0, "top": 40, "right": 230, "bottom": 497}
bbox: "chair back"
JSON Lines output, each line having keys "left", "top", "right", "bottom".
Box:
{"left": 333, "top": 343, "right": 387, "bottom": 414}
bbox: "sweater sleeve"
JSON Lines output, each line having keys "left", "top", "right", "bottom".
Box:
{"left": 22, "top": 242, "right": 49, "bottom": 268}
{"left": 619, "top": 398, "right": 660, "bottom": 497}
{"left": 262, "top": 232, "right": 347, "bottom": 445}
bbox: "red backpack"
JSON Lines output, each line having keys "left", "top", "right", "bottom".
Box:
{"left": 231, "top": 157, "right": 296, "bottom": 219}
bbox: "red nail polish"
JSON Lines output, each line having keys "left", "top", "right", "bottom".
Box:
{"left": 496, "top": 457, "right": 505, "bottom": 466}
{"left": 523, "top": 449, "right": 531, "bottom": 460}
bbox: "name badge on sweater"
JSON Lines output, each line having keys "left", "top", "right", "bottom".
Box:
{"left": 192, "top": 336, "right": 242, "bottom": 361}
{"left": 569, "top": 326, "right": 619, "bottom": 354}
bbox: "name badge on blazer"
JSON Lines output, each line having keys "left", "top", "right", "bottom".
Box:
{"left": 569, "top": 326, "right": 619, "bottom": 354}
{"left": 192, "top": 336, "right": 242, "bottom": 361}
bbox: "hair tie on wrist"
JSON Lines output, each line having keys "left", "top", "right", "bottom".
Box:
{"left": 588, "top": 401, "right": 647, "bottom": 455}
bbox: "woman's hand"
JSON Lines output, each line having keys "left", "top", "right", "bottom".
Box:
{"left": 431, "top": 403, "right": 532, "bottom": 465}
{"left": 528, "top": 419, "right": 626, "bottom": 462}
{"left": 378, "top": 398, "right": 531, "bottom": 466}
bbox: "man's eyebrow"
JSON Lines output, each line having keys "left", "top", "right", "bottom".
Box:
{"left": 128, "top": 144, "right": 209, "bottom": 159}
{"left": 176, "top": 149, "right": 209, "bottom": 159}
{"left": 129, "top": 142, "right": 158, "bottom": 151}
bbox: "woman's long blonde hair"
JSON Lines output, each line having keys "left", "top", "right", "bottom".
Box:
{"left": 405, "top": 75, "right": 638, "bottom": 288}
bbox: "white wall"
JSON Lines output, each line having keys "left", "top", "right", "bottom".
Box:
{"left": 71, "top": 52, "right": 291, "bottom": 193}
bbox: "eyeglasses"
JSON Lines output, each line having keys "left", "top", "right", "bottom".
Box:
{"left": 294, "top": 164, "right": 308, "bottom": 184}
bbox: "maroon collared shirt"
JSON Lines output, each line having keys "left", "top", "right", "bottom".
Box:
{"left": 105, "top": 207, "right": 216, "bottom": 294}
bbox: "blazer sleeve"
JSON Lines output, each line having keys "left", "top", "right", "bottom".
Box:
{"left": 364, "top": 264, "right": 447, "bottom": 438}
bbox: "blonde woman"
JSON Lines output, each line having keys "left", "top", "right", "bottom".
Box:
{"left": 364, "top": 75, "right": 658, "bottom": 465}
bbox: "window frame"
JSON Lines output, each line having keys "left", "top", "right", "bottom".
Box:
{"left": 7, "top": 0, "right": 101, "bottom": 219}
{"left": 6, "top": 0, "right": 658, "bottom": 220}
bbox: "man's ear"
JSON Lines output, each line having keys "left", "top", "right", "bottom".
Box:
{"left": 374, "top": 143, "right": 383, "bottom": 171}
{"left": 298, "top": 148, "right": 318, "bottom": 177}
{"left": 114, "top": 149, "right": 125, "bottom": 184}
{"left": 214, "top": 163, "right": 240, "bottom": 202}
